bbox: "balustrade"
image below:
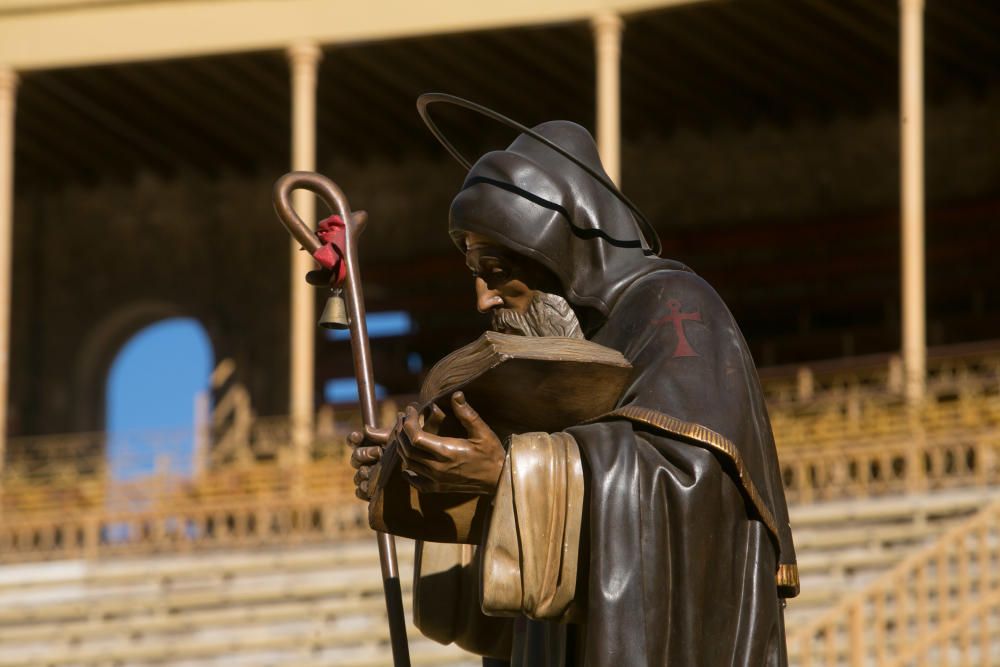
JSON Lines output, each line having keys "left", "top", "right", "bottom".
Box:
{"left": 1, "top": 350, "right": 998, "bottom": 563}
{"left": 788, "top": 499, "right": 1000, "bottom": 667}
{"left": 0, "top": 488, "right": 369, "bottom": 563}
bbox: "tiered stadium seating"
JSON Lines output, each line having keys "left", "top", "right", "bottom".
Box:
{"left": 788, "top": 496, "right": 1000, "bottom": 666}
{"left": 0, "top": 488, "right": 994, "bottom": 667}
{"left": 0, "top": 539, "right": 478, "bottom": 667}
{"left": 785, "top": 486, "right": 999, "bottom": 628}
{"left": 1, "top": 346, "right": 995, "bottom": 665}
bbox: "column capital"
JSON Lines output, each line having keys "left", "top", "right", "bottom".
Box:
{"left": 591, "top": 10, "right": 624, "bottom": 36}
{"left": 0, "top": 68, "right": 18, "bottom": 95}
{"left": 286, "top": 41, "right": 322, "bottom": 68}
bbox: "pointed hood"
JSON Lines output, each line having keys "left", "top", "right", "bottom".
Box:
{"left": 449, "top": 121, "right": 687, "bottom": 318}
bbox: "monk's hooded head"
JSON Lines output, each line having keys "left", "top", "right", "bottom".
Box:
{"left": 449, "top": 121, "right": 682, "bottom": 335}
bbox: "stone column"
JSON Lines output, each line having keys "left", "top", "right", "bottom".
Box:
{"left": 592, "top": 11, "right": 623, "bottom": 185}
{"left": 287, "top": 42, "right": 322, "bottom": 462}
{"left": 0, "top": 68, "right": 17, "bottom": 470}
{"left": 900, "top": 0, "right": 925, "bottom": 405}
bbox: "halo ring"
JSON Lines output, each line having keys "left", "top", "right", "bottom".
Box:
{"left": 416, "top": 92, "right": 661, "bottom": 256}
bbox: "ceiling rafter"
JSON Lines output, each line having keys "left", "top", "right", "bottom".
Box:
{"left": 806, "top": 0, "right": 897, "bottom": 64}
{"left": 620, "top": 34, "right": 719, "bottom": 132}
{"left": 218, "top": 53, "right": 293, "bottom": 163}
{"left": 31, "top": 70, "right": 184, "bottom": 174}
{"left": 311, "top": 57, "right": 379, "bottom": 162}
{"left": 88, "top": 65, "right": 245, "bottom": 175}
{"left": 195, "top": 56, "right": 289, "bottom": 161}
{"left": 12, "top": 126, "right": 78, "bottom": 184}
{"left": 923, "top": 4, "right": 997, "bottom": 91}
{"left": 682, "top": 7, "right": 809, "bottom": 124}
{"left": 717, "top": 7, "right": 863, "bottom": 119}
{"left": 21, "top": 71, "right": 155, "bottom": 178}
{"left": 395, "top": 33, "right": 521, "bottom": 146}
{"left": 490, "top": 27, "right": 591, "bottom": 105}
{"left": 520, "top": 24, "right": 594, "bottom": 119}
{"left": 9, "top": 0, "right": 999, "bottom": 191}
{"left": 744, "top": 6, "right": 879, "bottom": 115}
{"left": 13, "top": 82, "right": 100, "bottom": 181}
{"left": 158, "top": 59, "right": 279, "bottom": 169}
{"left": 322, "top": 45, "right": 422, "bottom": 156}
{"left": 312, "top": 75, "right": 369, "bottom": 162}
{"left": 642, "top": 12, "right": 764, "bottom": 127}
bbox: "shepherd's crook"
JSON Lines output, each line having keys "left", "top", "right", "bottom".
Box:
{"left": 272, "top": 171, "right": 411, "bottom": 667}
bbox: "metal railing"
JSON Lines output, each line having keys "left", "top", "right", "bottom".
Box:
{"left": 0, "top": 346, "right": 997, "bottom": 563}
{"left": 760, "top": 340, "right": 1000, "bottom": 408}
{"left": 0, "top": 455, "right": 367, "bottom": 563}
{"left": 780, "top": 426, "right": 999, "bottom": 505}
{"left": 0, "top": 492, "right": 369, "bottom": 563}
{"left": 788, "top": 497, "right": 1000, "bottom": 667}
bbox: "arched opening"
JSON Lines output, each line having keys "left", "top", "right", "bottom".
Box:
{"left": 105, "top": 318, "right": 212, "bottom": 481}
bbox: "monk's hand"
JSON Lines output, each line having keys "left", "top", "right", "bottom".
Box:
{"left": 348, "top": 418, "right": 395, "bottom": 501}
{"left": 398, "top": 392, "right": 505, "bottom": 495}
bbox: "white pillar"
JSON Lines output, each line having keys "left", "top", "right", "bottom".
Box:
{"left": 287, "top": 42, "right": 322, "bottom": 462}
{"left": 592, "top": 11, "right": 623, "bottom": 186}
{"left": 900, "top": 0, "right": 925, "bottom": 405}
{"left": 0, "top": 68, "right": 17, "bottom": 470}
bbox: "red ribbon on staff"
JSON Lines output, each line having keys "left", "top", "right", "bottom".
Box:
{"left": 311, "top": 214, "right": 347, "bottom": 285}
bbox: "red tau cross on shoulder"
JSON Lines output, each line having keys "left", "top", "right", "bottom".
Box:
{"left": 655, "top": 298, "right": 703, "bottom": 358}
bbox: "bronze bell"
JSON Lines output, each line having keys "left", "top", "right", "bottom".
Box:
{"left": 319, "top": 289, "right": 349, "bottom": 329}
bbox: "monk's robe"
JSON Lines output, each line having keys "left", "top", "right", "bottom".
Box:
{"left": 414, "top": 117, "right": 798, "bottom": 666}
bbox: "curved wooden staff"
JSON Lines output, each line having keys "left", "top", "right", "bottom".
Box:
{"left": 273, "top": 171, "right": 411, "bottom": 667}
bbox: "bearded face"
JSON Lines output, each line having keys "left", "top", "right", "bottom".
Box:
{"left": 464, "top": 232, "right": 585, "bottom": 339}
{"left": 490, "top": 291, "right": 584, "bottom": 339}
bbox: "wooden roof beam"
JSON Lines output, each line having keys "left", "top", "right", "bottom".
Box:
{"left": 30, "top": 72, "right": 185, "bottom": 173}
{"left": 0, "top": 0, "right": 709, "bottom": 71}
{"left": 18, "top": 73, "right": 155, "bottom": 178}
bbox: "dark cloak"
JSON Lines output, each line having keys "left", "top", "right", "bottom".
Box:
{"left": 449, "top": 121, "right": 797, "bottom": 666}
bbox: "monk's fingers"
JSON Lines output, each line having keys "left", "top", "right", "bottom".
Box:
{"left": 350, "top": 445, "right": 381, "bottom": 469}
{"left": 398, "top": 433, "right": 444, "bottom": 467}
{"left": 451, "top": 392, "right": 490, "bottom": 439}
{"left": 347, "top": 430, "right": 363, "bottom": 446}
{"left": 401, "top": 452, "right": 445, "bottom": 479}
{"left": 414, "top": 404, "right": 426, "bottom": 430}
{"left": 351, "top": 445, "right": 381, "bottom": 467}
{"left": 396, "top": 409, "right": 416, "bottom": 456}
{"left": 355, "top": 480, "right": 370, "bottom": 501}
{"left": 424, "top": 403, "right": 446, "bottom": 435}
{"left": 402, "top": 405, "right": 423, "bottom": 439}
{"left": 400, "top": 405, "right": 457, "bottom": 462}
{"left": 363, "top": 425, "right": 391, "bottom": 445}
{"left": 401, "top": 406, "right": 435, "bottom": 453}
{"left": 353, "top": 466, "right": 372, "bottom": 486}
{"left": 407, "top": 430, "right": 452, "bottom": 461}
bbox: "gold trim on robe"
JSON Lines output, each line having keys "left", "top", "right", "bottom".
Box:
{"left": 583, "top": 405, "right": 800, "bottom": 598}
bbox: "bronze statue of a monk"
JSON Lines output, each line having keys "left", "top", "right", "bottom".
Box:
{"left": 349, "top": 103, "right": 798, "bottom": 667}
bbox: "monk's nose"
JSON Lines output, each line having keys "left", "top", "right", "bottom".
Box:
{"left": 475, "top": 277, "right": 504, "bottom": 313}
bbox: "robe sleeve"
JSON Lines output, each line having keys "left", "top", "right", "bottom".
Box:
{"left": 481, "top": 431, "right": 585, "bottom": 621}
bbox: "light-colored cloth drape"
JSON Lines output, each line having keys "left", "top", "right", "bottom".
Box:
{"left": 482, "top": 431, "right": 585, "bottom": 621}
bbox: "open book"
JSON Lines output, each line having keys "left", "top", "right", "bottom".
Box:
{"left": 368, "top": 332, "right": 632, "bottom": 543}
